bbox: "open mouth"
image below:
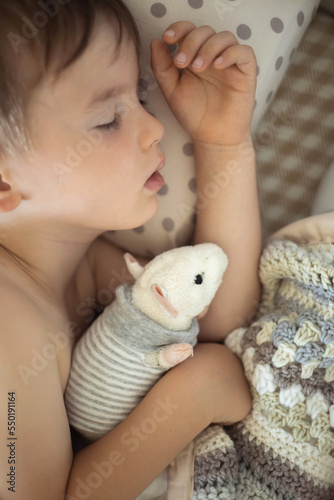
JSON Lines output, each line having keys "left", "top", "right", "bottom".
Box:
{"left": 144, "top": 156, "right": 165, "bottom": 191}
{"left": 144, "top": 171, "right": 165, "bottom": 191}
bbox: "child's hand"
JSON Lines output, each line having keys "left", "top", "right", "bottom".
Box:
{"left": 151, "top": 21, "right": 257, "bottom": 146}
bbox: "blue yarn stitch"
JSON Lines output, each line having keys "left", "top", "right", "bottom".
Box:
{"left": 296, "top": 281, "right": 334, "bottom": 306}
{"left": 296, "top": 310, "right": 319, "bottom": 327}
{"left": 319, "top": 319, "right": 334, "bottom": 345}
{"left": 319, "top": 357, "right": 334, "bottom": 369}
{"left": 271, "top": 321, "right": 296, "bottom": 347}
{"left": 295, "top": 343, "right": 325, "bottom": 364}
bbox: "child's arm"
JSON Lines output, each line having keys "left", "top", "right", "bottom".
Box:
{"left": 0, "top": 277, "right": 250, "bottom": 500}
{"left": 0, "top": 321, "right": 249, "bottom": 500}
{"left": 0, "top": 326, "right": 250, "bottom": 500}
{"left": 193, "top": 139, "right": 261, "bottom": 341}
{"left": 151, "top": 23, "right": 262, "bottom": 341}
{"left": 66, "top": 343, "right": 251, "bottom": 500}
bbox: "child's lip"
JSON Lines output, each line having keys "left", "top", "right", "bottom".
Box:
{"left": 155, "top": 156, "right": 166, "bottom": 172}
{"left": 144, "top": 156, "right": 165, "bottom": 188}
{"left": 144, "top": 157, "right": 166, "bottom": 191}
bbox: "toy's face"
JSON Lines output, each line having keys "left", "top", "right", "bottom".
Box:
{"left": 154, "top": 259, "right": 224, "bottom": 318}
{"left": 140, "top": 244, "right": 228, "bottom": 319}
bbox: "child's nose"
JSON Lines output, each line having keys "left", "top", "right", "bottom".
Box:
{"left": 140, "top": 108, "right": 165, "bottom": 150}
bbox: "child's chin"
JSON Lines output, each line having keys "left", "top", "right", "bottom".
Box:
{"left": 127, "top": 198, "right": 159, "bottom": 231}
{"left": 142, "top": 201, "right": 159, "bottom": 225}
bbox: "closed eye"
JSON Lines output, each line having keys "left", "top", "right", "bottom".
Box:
{"left": 98, "top": 115, "right": 122, "bottom": 132}
{"left": 97, "top": 99, "right": 148, "bottom": 133}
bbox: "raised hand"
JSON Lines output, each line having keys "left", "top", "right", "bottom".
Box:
{"left": 151, "top": 21, "right": 257, "bottom": 146}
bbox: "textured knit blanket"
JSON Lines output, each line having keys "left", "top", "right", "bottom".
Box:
{"left": 192, "top": 239, "right": 334, "bottom": 500}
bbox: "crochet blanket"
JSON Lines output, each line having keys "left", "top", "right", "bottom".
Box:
{"left": 192, "top": 239, "right": 334, "bottom": 500}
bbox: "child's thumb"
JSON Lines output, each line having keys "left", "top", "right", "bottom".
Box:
{"left": 151, "top": 39, "right": 179, "bottom": 103}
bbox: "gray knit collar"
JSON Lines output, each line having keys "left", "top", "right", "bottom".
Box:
{"left": 103, "top": 283, "right": 199, "bottom": 352}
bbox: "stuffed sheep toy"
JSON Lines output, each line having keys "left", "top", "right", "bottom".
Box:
{"left": 65, "top": 243, "right": 228, "bottom": 441}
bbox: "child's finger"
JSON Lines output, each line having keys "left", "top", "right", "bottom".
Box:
{"left": 214, "top": 44, "right": 257, "bottom": 77}
{"left": 186, "top": 31, "right": 239, "bottom": 71}
{"left": 150, "top": 38, "right": 180, "bottom": 103}
{"left": 162, "top": 20, "right": 197, "bottom": 44}
{"left": 164, "top": 25, "right": 216, "bottom": 68}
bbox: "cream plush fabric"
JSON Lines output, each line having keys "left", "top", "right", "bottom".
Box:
{"left": 104, "top": 0, "right": 320, "bottom": 257}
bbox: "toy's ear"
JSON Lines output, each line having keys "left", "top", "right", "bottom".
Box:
{"left": 152, "top": 284, "right": 178, "bottom": 318}
{"left": 124, "top": 253, "right": 145, "bottom": 280}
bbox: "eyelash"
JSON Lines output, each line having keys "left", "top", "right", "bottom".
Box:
{"left": 98, "top": 99, "right": 148, "bottom": 132}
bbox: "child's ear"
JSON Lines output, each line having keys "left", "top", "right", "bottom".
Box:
{"left": 0, "top": 174, "right": 22, "bottom": 213}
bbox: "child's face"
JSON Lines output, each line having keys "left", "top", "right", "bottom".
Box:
{"left": 13, "top": 16, "right": 165, "bottom": 232}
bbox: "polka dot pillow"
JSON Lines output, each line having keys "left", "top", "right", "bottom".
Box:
{"left": 104, "top": 0, "right": 320, "bottom": 258}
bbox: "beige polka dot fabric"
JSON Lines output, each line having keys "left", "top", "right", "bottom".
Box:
{"left": 255, "top": 8, "right": 334, "bottom": 239}
{"left": 104, "top": 0, "right": 321, "bottom": 257}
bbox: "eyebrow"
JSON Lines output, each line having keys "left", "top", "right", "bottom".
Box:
{"left": 86, "top": 67, "right": 141, "bottom": 111}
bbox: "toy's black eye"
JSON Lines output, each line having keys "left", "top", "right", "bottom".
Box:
{"left": 195, "top": 274, "right": 203, "bottom": 285}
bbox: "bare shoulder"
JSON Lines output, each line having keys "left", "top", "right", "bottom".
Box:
{"left": 0, "top": 278, "right": 73, "bottom": 499}
{"left": 0, "top": 270, "right": 73, "bottom": 355}
{"left": 0, "top": 274, "right": 49, "bottom": 345}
